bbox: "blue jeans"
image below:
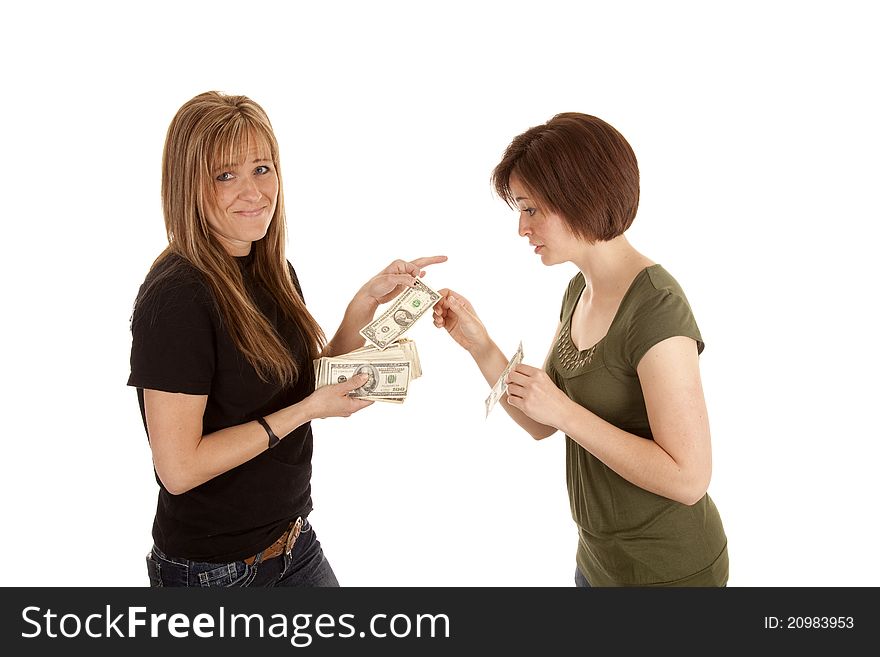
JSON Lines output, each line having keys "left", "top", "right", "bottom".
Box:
{"left": 575, "top": 567, "right": 592, "bottom": 587}
{"left": 145, "top": 519, "right": 339, "bottom": 587}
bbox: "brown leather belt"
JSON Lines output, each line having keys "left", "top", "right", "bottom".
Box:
{"left": 243, "top": 517, "right": 303, "bottom": 566}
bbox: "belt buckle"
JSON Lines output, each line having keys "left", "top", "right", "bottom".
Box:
{"left": 284, "top": 517, "right": 303, "bottom": 556}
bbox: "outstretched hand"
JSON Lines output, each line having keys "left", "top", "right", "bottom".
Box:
{"left": 432, "top": 288, "right": 490, "bottom": 354}
{"left": 360, "top": 256, "right": 448, "bottom": 305}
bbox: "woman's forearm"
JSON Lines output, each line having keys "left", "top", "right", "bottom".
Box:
{"left": 556, "top": 402, "right": 706, "bottom": 505}
{"left": 321, "top": 295, "right": 378, "bottom": 358}
{"left": 469, "top": 339, "right": 557, "bottom": 440}
{"left": 154, "top": 396, "right": 317, "bottom": 496}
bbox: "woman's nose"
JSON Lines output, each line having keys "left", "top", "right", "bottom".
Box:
{"left": 238, "top": 177, "right": 262, "bottom": 200}
{"left": 518, "top": 213, "right": 531, "bottom": 237}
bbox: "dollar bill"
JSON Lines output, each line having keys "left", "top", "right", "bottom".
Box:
{"left": 318, "top": 360, "right": 412, "bottom": 401}
{"left": 359, "top": 279, "right": 441, "bottom": 350}
{"left": 313, "top": 339, "right": 423, "bottom": 403}
{"left": 485, "top": 341, "right": 523, "bottom": 418}
{"left": 341, "top": 338, "right": 422, "bottom": 379}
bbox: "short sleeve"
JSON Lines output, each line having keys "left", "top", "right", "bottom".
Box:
{"left": 128, "top": 274, "right": 217, "bottom": 395}
{"left": 624, "top": 290, "right": 704, "bottom": 369}
{"left": 559, "top": 273, "right": 585, "bottom": 322}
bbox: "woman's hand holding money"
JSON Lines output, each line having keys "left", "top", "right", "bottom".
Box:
{"left": 304, "top": 374, "right": 374, "bottom": 419}
{"left": 324, "top": 255, "right": 447, "bottom": 358}
{"left": 358, "top": 256, "right": 448, "bottom": 306}
{"left": 433, "top": 289, "right": 491, "bottom": 356}
{"left": 504, "top": 364, "right": 572, "bottom": 427}
{"left": 433, "top": 289, "right": 557, "bottom": 439}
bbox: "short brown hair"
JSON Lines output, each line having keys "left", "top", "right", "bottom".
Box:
{"left": 492, "top": 112, "right": 640, "bottom": 242}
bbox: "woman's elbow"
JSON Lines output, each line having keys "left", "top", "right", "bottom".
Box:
{"left": 678, "top": 471, "right": 711, "bottom": 506}
{"left": 164, "top": 482, "right": 192, "bottom": 496}
{"left": 153, "top": 463, "right": 195, "bottom": 496}
{"left": 158, "top": 475, "right": 191, "bottom": 496}
{"left": 528, "top": 426, "right": 557, "bottom": 441}
{"left": 679, "top": 489, "right": 707, "bottom": 506}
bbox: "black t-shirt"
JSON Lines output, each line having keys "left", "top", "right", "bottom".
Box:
{"left": 128, "top": 251, "right": 314, "bottom": 563}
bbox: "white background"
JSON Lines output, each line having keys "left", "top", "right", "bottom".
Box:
{"left": 1, "top": 1, "right": 877, "bottom": 587}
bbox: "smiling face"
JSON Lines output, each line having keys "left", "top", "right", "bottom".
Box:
{"left": 203, "top": 133, "right": 279, "bottom": 256}
{"left": 510, "top": 176, "right": 577, "bottom": 266}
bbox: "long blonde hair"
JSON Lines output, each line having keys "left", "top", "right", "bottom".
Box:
{"left": 151, "top": 91, "right": 325, "bottom": 385}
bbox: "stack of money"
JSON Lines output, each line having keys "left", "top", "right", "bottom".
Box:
{"left": 314, "top": 339, "right": 422, "bottom": 403}
{"left": 316, "top": 279, "right": 438, "bottom": 404}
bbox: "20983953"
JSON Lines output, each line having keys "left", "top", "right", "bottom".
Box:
{"left": 764, "top": 616, "right": 854, "bottom": 629}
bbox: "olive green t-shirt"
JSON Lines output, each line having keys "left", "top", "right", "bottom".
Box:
{"left": 545, "top": 265, "right": 728, "bottom": 586}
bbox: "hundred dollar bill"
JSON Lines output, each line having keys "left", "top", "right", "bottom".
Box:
{"left": 485, "top": 341, "right": 523, "bottom": 418}
{"left": 359, "top": 279, "right": 441, "bottom": 350}
{"left": 319, "top": 360, "right": 411, "bottom": 402}
{"left": 327, "top": 338, "right": 422, "bottom": 379}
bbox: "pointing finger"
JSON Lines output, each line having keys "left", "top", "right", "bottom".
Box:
{"left": 409, "top": 255, "right": 448, "bottom": 269}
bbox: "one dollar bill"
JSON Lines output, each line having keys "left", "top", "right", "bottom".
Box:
{"left": 485, "top": 341, "right": 523, "bottom": 418}
{"left": 359, "top": 279, "right": 441, "bottom": 350}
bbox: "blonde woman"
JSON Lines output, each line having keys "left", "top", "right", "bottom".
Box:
{"left": 129, "top": 91, "right": 445, "bottom": 587}
{"left": 433, "top": 113, "right": 727, "bottom": 586}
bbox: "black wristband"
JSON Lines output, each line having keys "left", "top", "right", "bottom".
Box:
{"left": 257, "top": 417, "right": 280, "bottom": 449}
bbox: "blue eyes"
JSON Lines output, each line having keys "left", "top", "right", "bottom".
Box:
{"left": 215, "top": 165, "right": 272, "bottom": 182}
{"left": 523, "top": 207, "right": 536, "bottom": 217}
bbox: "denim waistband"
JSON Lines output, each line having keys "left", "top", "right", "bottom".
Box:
{"left": 151, "top": 517, "right": 312, "bottom": 564}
